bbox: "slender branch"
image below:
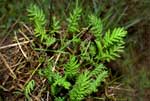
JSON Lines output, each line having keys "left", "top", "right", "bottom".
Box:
{"left": 0, "top": 40, "right": 33, "bottom": 50}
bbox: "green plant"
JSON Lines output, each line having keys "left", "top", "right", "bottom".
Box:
{"left": 27, "top": 2, "right": 127, "bottom": 100}
{"left": 27, "top": 4, "right": 56, "bottom": 47}
{"left": 50, "top": 16, "right": 61, "bottom": 34}
{"left": 64, "top": 55, "right": 80, "bottom": 78}
{"left": 69, "top": 64, "right": 108, "bottom": 100}
{"left": 67, "top": 1, "right": 82, "bottom": 33}
{"left": 89, "top": 15, "right": 103, "bottom": 39}
{"left": 24, "top": 80, "right": 35, "bottom": 100}
{"left": 96, "top": 27, "right": 127, "bottom": 62}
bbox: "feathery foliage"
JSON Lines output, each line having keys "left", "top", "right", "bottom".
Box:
{"left": 88, "top": 15, "right": 127, "bottom": 62}
{"left": 69, "top": 64, "right": 108, "bottom": 100}
{"left": 89, "top": 15, "right": 103, "bottom": 39}
{"left": 69, "top": 70, "right": 91, "bottom": 100}
{"left": 67, "top": 5, "right": 82, "bottom": 33}
{"left": 27, "top": 4, "right": 46, "bottom": 41}
{"left": 103, "top": 28, "right": 127, "bottom": 48}
{"left": 38, "top": 62, "right": 54, "bottom": 83}
{"left": 64, "top": 55, "right": 80, "bottom": 78}
{"left": 27, "top": 2, "right": 127, "bottom": 101}
{"left": 51, "top": 73, "right": 71, "bottom": 95}
{"left": 39, "top": 63, "right": 71, "bottom": 95}
{"left": 53, "top": 73, "right": 71, "bottom": 90}
{"left": 50, "top": 16, "right": 61, "bottom": 34}
{"left": 27, "top": 4, "right": 56, "bottom": 47}
{"left": 54, "top": 97, "right": 65, "bottom": 101}
{"left": 80, "top": 41, "right": 92, "bottom": 62}
{"left": 90, "top": 64, "right": 106, "bottom": 77}
{"left": 101, "top": 42, "right": 125, "bottom": 61}
{"left": 89, "top": 64, "right": 108, "bottom": 92}
{"left": 44, "top": 36, "right": 56, "bottom": 47}
{"left": 24, "top": 80, "right": 35, "bottom": 100}
{"left": 94, "top": 27, "right": 127, "bottom": 62}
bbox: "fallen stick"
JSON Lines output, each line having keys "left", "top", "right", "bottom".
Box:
{"left": 0, "top": 52, "right": 17, "bottom": 79}
{"left": 0, "top": 40, "right": 33, "bottom": 50}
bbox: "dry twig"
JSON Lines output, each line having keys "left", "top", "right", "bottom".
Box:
{"left": 52, "top": 53, "right": 61, "bottom": 72}
{"left": 0, "top": 40, "right": 33, "bottom": 50}
{"left": 14, "top": 32, "right": 28, "bottom": 60}
{"left": 0, "top": 52, "right": 17, "bottom": 79}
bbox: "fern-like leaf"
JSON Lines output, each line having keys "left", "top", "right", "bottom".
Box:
{"left": 39, "top": 63, "right": 71, "bottom": 95}
{"left": 102, "top": 43, "right": 125, "bottom": 62}
{"left": 67, "top": 6, "right": 82, "bottom": 33}
{"left": 95, "top": 40, "right": 103, "bottom": 58}
{"left": 89, "top": 64, "right": 108, "bottom": 92}
{"left": 27, "top": 4, "right": 46, "bottom": 41}
{"left": 95, "top": 27, "right": 127, "bottom": 62}
{"left": 69, "top": 70, "right": 91, "bottom": 100}
{"left": 54, "top": 97, "right": 65, "bottom": 101}
{"left": 64, "top": 55, "right": 80, "bottom": 78}
{"left": 53, "top": 73, "right": 71, "bottom": 89}
{"left": 27, "top": 5, "right": 46, "bottom": 26}
{"left": 69, "top": 66, "right": 108, "bottom": 100}
{"left": 27, "top": 4, "right": 56, "bottom": 46}
{"left": 104, "top": 27, "right": 127, "bottom": 48}
{"left": 38, "top": 63, "right": 54, "bottom": 83}
{"left": 90, "top": 71, "right": 108, "bottom": 92}
{"left": 50, "top": 16, "right": 61, "bottom": 34}
{"left": 90, "top": 64, "right": 106, "bottom": 77}
{"left": 89, "top": 15, "right": 103, "bottom": 39}
{"left": 44, "top": 37, "right": 56, "bottom": 47}
{"left": 51, "top": 73, "right": 71, "bottom": 95}
{"left": 89, "top": 42, "right": 97, "bottom": 57}
{"left": 24, "top": 80, "right": 35, "bottom": 100}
